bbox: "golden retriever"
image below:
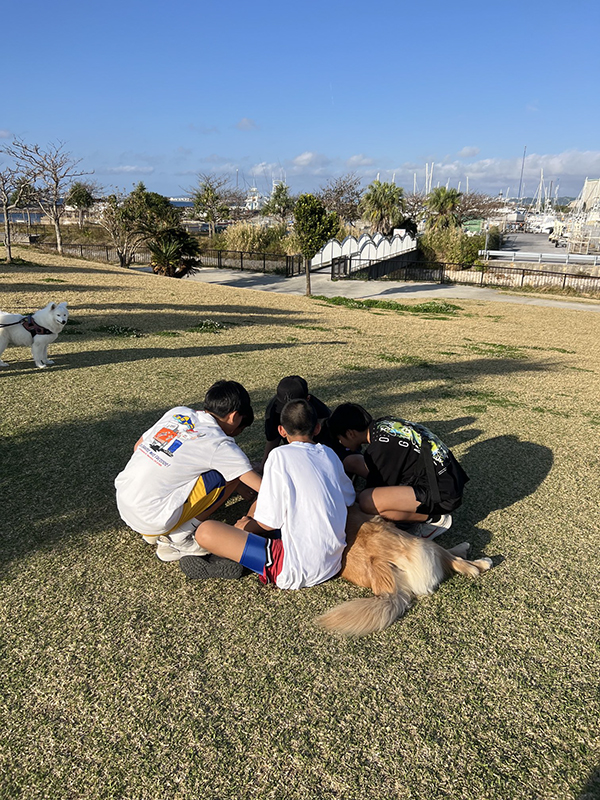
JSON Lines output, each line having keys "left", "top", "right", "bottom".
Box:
{"left": 317, "top": 505, "right": 492, "bottom": 636}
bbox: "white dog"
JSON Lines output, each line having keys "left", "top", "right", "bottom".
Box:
{"left": 0, "top": 302, "right": 69, "bottom": 368}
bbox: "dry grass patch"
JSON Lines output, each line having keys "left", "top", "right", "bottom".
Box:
{"left": 1, "top": 248, "right": 600, "bottom": 800}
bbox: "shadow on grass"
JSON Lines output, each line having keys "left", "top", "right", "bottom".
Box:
{"left": 0, "top": 405, "right": 261, "bottom": 567}
{"left": 0, "top": 282, "right": 123, "bottom": 295}
{"left": 457, "top": 434, "right": 553, "bottom": 550}
{"left": 0, "top": 340, "right": 347, "bottom": 374}
{"left": 578, "top": 767, "right": 600, "bottom": 799}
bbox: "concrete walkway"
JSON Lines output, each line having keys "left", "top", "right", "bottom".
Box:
{"left": 184, "top": 266, "right": 600, "bottom": 313}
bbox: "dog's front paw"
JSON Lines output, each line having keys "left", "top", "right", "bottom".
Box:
{"left": 45, "top": 360, "right": 55, "bottom": 366}
{"left": 36, "top": 363, "right": 49, "bottom": 369}
{"left": 0, "top": 361, "right": 9, "bottom": 367}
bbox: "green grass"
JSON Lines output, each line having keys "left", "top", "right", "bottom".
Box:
{"left": 312, "top": 295, "right": 462, "bottom": 315}
{"left": 92, "top": 324, "right": 145, "bottom": 338}
{"left": 1, "top": 248, "right": 600, "bottom": 800}
{"left": 187, "top": 319, "right": 229, "bottom": 333}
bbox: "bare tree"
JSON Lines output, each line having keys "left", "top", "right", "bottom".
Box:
{"left": 319, "top": 173, "right": 362, "bottom": 225}
{"left": 189, "top": 173, "right": 233, "bottom": 237}
{"left": 456, "top": 192, "right": 504, "bottom": 226}
{"left": 0, "top": 166, "right": 29, "bottom": 263}
{"left": 2, "top": 140, "right": 90, "bottom": 253}
{"left": 403, "top": 191, "right": 428, "bottom": 230}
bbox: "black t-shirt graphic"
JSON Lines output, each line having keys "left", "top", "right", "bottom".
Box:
{"left": 365, "top": 417, "right": 469, "bottom": 500}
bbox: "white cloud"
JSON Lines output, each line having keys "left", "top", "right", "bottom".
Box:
{"left": 347, "top": 154, "right": 374, "bottom": 167}
{"left": 236, "top": 117, "right": 258, "bottom": 131}
{"left": 293, "top": 151, "right": 321, "bottom": 167}
{"left": 376, "top": 149, "right": 600, "bottom": 195}
{"left": 0, "top": 129, "right": 11, "bottom": 139}
{"left": 104, "top": 165, "right": 155, "bottom": 174}
{"left": 249, "top": 161, "right": 284, "bottom": 178}
{"left": 457, "top": 146, "right": 480, "bottom": 158}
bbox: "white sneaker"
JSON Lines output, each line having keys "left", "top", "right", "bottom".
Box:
{"left": 412, "top": 513, "right": 453, "bottom": 540}
{"left": 155, "top": 535, "right": 207, "bottom": 563}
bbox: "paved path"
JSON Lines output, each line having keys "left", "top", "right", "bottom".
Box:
{"left": 184, "top": 267, "right": 600, "bottom": 313}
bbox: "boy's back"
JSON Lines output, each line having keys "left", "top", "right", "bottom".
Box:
{"left": 254, "top": 442, "right": 356, "bottom": 589}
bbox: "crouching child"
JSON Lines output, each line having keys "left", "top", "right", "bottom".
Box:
{"left": 115, "top": 380, "right": 261, "bottom": 567}
{"left": 327, "top": 403, "right": 469, "bottom": 540}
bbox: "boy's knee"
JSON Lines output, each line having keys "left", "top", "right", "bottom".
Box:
{"left": 195, "top": 521, "right": 214, "bottom": 548}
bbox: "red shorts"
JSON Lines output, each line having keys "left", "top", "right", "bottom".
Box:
{"left": 239, "top": 532, "right": 285, "bottom": 585}
{"left": 261, "top": 538, "right": 285, "bottom": 585}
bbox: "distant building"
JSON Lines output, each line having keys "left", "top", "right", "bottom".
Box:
{"left": 245, "top": 187, "right": 264, "bottom": 211}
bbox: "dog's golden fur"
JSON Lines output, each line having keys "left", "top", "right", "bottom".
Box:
{"left": 316, "top": 505, "right": 492, "bottom": 636}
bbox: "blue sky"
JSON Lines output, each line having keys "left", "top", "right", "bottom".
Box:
{"left": 2, "top": 0, "right": 598, "bottom": 198}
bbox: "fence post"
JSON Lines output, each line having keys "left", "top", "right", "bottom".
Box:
{"left": 562, "top": 273, "right": 567, "bottom": 289}
{"left": 480, "top": 267, "right": 484, "bottom": 285}
{"left": 106, "top": 246, "right": 109, "bottom": 261}
{"left": 218, "top": 251, "right": 222, "bottom": 268}
{"left": 263, "top": 253, "right": 266, "bottom": 273}
{"left": 521, "top": 269, "right": 525, "bottom": 286}
{"left": 240, "top": 251, "right": 243, "bottom": 271}
{"left": 80, "top": 244, "right": 83, "bottom": 258}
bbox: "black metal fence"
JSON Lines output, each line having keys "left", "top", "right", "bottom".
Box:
{"left": 38, "top": 242, "right": 152, "bottom": 264}
{"left": 200, "top": 249, "right": 303, "bottom": 277}
{"left": 33, "top": 242, "right": 303, "bottom": 276}
{"left": 333, "top": 255, "right": 600, "bottom": 295}
{"left": 331, "top": 250, "right": 420, "bottom": 281}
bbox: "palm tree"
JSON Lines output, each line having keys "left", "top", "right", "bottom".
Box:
{"left": 359, "top": 181, "right": 405, "bottom": 235}
{"left": 148, "top": 228, "right": 200, "bottom": 278}
{"left": 426, "top": 187, "right": 462, "bottom": 230}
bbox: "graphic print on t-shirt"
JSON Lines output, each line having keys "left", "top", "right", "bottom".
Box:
{"left": 140, "top": 413, "right": 206, "bottom": 466}
{"left": 377, "top": 419, "right": 450, "bottom": 466}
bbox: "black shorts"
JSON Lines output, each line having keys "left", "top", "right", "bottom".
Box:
{"left": 413, "top": 484, "right": 463, "bottom": 518}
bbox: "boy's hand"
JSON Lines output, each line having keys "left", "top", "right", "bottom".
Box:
{"left": 235, "top": 515, "right": 255, "bottom": 531}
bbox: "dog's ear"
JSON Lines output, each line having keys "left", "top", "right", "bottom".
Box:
{"left": 50, "top": 303, "right": 56, "bottom": 310}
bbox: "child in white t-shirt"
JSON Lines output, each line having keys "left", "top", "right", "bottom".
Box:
{"left": 115, "top": 380, "right": 261, "bottom": 564}
{"left": 190, "top": 399, "right": 356, "bottom": 589}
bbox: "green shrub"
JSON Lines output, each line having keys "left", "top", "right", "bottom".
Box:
{"left": 419, "top": 226, "right": 501, "bottom": 267}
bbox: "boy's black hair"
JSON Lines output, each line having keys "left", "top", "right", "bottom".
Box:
{"left": 204, "top": 380, "right": 254, "bottom": 427}
{"left": 280, "top": 399, "right": 318, "bottom": 437}
{"left": 328, "top": 403, "right": 372, "bottom": 437}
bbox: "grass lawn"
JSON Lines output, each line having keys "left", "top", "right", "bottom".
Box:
{"left": 1, "top": 248, "right": 599, "bottom": 800}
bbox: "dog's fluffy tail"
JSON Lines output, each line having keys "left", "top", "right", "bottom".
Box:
{"left": 316, "top": 568, "right": 412, "bottom": 636}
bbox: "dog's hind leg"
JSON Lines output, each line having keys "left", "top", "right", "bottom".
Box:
{"left": 0, "top": 340, "right": 8, "bottom": 366}
{"left": 441, "top": 549, "right": 493, "bottom": 577}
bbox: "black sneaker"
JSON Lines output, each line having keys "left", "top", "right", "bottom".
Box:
{"left": 179, "top": 554, "right": 244, "bottom": 580}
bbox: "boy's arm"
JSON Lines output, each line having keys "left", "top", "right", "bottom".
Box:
{"left": 235, "top": 515, "right": 277, "bottom": 533}
{"left": 343, "top": 453, "right": 369, "bottom": 478}
{"left": 239, "top": 469, "right": 262, "bottom": 493}
{"left": 133, "top": 436, "right": 143, "bottom": 452}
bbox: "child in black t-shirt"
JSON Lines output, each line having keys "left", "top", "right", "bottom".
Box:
{"left": 328, "top": 403, "right": 469, "bottom": 540}
{"left": 260, "top": 376, "right": 349, "bottom": 469}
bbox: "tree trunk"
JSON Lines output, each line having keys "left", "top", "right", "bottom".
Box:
{"left": 2, "top": 204, "right": 12, "bottom": 264}
{"left": 305, "top": 256, "right": 312, "bottom": 296}
{"left": 53, "top": 215, "right": 63, "bottom": 254}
